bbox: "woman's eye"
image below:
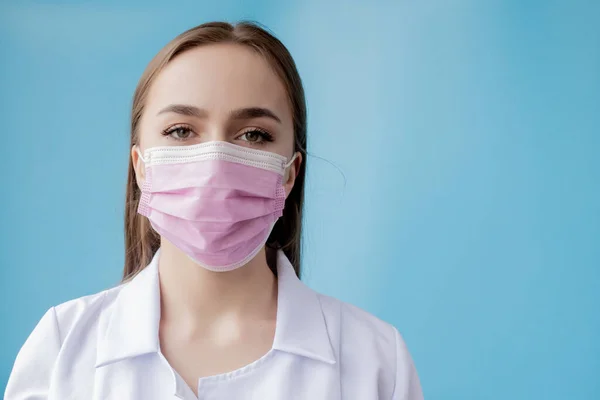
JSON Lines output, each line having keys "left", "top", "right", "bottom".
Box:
{"left": 163, "top": 126, "right": 194, "bottom": 140}
{"left": 239, "top": 129, "right": 274, "bottom": 145}
{"left": 243, "top": 130, "right": 261, "bottom": 142}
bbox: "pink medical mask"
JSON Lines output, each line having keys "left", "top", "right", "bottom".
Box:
{"left": 136, "top": 141, "right": 297, "bottom": 272}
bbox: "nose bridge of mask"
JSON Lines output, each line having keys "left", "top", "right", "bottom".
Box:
{"left": 136, "top": 142, "right": 295, "bottom": 173}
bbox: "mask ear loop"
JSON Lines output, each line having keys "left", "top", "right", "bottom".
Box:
{"left": 135, "top": 147, "right": 147, "bottom": 164}
{"left": 282, "top": 152, "right": 299, "bottom": 184}
{"left": 284, "top": 152, "right": 298, "bottom": 169}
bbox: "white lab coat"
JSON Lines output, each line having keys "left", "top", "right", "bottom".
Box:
{"left": 5, "top": 249, "right": 423, "bottom": 399}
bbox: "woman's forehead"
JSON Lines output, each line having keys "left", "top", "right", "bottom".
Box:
{"left": 145, "top": 43, "right": 291, "bottom": 120}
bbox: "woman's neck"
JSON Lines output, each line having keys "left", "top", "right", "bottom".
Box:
{"left": 157, "top": 239, "right": 278, "bottom": 330}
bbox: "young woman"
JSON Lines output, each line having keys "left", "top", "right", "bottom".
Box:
{"left": 5, "top": 21, "right": 423, "bottom": 400}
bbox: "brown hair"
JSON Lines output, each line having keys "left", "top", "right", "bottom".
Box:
{"left": 122, "top": 21, "right": 307, "bottom": 281}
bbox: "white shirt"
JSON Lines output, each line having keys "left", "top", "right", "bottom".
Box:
{"left": 5, "top": 249, "right": 423, "bottom": 400}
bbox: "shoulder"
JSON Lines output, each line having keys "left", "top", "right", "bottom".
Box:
{"left": 14, "top": 283, "right": 126, "bottom": 358}
{"left": 4, "top": 285, "right": 125, "bottom": 399}
{"left": 317, "top": 292, "right": 400, "bottom": 358}
{"left": 52, "top": 284, "right": 123, "bottom": 339}
{"left": 17, "top": 283, "right": 123, "bottom": 347}
{"left": 316, "top": 293, "right": 423, "bottom": 400}
{"left": 18, "top": 284, "right": 124, "bottom": 352}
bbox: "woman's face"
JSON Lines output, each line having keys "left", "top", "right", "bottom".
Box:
{"left": 132, "top": 43, "right": 301, "bottom": 194}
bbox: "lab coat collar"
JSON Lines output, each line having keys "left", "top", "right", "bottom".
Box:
{"left": 95, "top": 249, "right": 336, "bottom": 369}
{"left": 271, "top": 249, "right": 336, "bottom": 364}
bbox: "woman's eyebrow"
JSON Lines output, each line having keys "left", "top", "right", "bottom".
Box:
{"left": 230, "top": 107, "right": 282, "bottom": 124}
{"left": 157, "top": 104, "right": 281, "bottom": 124}
{"left": 157, "top": 104, "right": 207, "bottom": 118}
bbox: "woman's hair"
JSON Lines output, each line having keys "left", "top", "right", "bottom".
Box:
{"left": 122, "top": 21, "right": 307, "bottom": 281}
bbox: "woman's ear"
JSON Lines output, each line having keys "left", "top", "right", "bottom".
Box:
{"left": 283, "top": 151, "right": 302, "bottom": 198}
{"left": 131, "top": 145, "right": 146, "bottom": 189}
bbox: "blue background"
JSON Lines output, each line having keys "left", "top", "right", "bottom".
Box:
{"left": 1, "top": 1, "right": 599, "bottom": 398}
